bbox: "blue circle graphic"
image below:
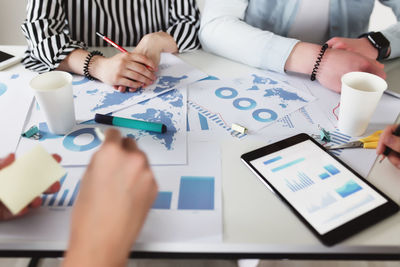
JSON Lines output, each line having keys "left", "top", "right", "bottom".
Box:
{"left": 233, "top": 97, "right": 257, "bottom": 110}
{"left": 252, "top": 109, "right": 278, "bottom": 122}
{"left": 215, "top": 87, "right": 238, "bottom": 99}
{"left": 0, "top": 83, "right": 7, "bottom": 97}
{"left": 72, "top": 77, "right": 90, "bottom": 85}
{"left": 63, "top": 128, "right": 101, "bottom": 152}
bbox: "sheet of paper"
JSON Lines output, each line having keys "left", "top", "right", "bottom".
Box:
{"left": 0, "top": 141, "right": 222, "bottom": 243}
{"left": 188, "top": 73, "right": 316, "bottom": 132}
{"left": 73, "top": 53, "right": 206, "bottom": 122}
{"left": 114, "top": 88, "right": 187, "bottom": 165}
{"left": 17, "top": 88, "right": 187, "bottom": 166}
{"left": 0, "top": 65, "right": 36, "bottom": 157}
{"left": 0, "top": 145, "right": 66, "bottom": 215}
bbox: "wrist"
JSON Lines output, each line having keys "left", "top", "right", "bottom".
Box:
{"left": 360, "top": 37, "right": 379, "bottom": 59}
{"left": 285, "top": 42, "right": 322, "bottom": 74}
{"left": 89, "top": 55, "right": 107, "bottom": 81}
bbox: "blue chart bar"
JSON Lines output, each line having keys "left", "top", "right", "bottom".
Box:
{"left": 285, "top": 172, "right": 314, "bottom": 192}
{"left": 178, "top": 176, "right": 214, "bottom": 210}
{"left": 319, "top": 172, "right": 330, "bottom": 180}
{"left": 307, "top": 193, "right": 337, "bottom": 213}
{"left": 324, "top": 164, "right": 340, "bottom": 175}
{"left": 68, "top": 180, "right": 81, "bottom": 207}
{"left": 152, "top": 192, "right": 172, "bottom": 209}
{"left": 336, "top": 180, "right": 362, "bottom": 198}
{"left": 186, "top": 115, "right": 190, "bottom": 132}
{"left": 271, "top": 158, "right": 305, "bottom": 172}
{"left": 58, "top": 189, "right": 70, "bottom": 206}
{"left": 198, "top": 113, "right": 209, "bottom": 130}
{"left": 47, "top": 174, "right": 67, "bottom": 206}
{"left": 263, "top": 156, "right": 282, "bottom": 165}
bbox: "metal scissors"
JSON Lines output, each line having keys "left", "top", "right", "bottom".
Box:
{"left": 325, "top": 130, "right": 382, "bottom": 150}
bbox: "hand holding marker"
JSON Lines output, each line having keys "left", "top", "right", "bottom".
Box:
{"left": 379, "top": 124, "right": 400, "bottom": 164}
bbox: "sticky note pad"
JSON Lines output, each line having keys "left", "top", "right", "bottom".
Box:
{"left": 0, "top": 145, "right": 66, "bottom": 215}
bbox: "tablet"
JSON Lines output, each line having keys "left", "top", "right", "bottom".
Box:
{"left": 241, "top": 134, "right": 399, "bottom": 246}
{"left": 0, "top": 50, "right": 21, "bottom": 71}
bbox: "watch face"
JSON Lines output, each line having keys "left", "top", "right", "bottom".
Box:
{"left": 370, "top": 32, "right": 390, "bottom": 48}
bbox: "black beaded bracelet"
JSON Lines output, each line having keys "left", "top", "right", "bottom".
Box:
{"left": 310, "top": 43, "right": 328, "bottom": 81}
{"left": 83, "top": 50, "right": 103, "bottom": 80}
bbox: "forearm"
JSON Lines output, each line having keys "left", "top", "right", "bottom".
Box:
{"left": 57, "top": 49, "right": 107, "bottom": 81}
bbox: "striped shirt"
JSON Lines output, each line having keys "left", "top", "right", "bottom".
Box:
{"left": 21, "top": 0, "right": 201, "bottom": 72}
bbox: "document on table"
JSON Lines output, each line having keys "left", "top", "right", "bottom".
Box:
{"left": 0, "top": 65, "right": 36, "bottom": 157}
{"left": 17, "top": 88, "right": 188, "bottom": 166}
{"left": 0, "top": 140, "right": 223, "bottom": 243}
{"left": 72, "top": 53, "right": 206, "bottom": 122}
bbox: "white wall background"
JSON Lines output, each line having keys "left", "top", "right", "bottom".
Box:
{"left": 0, "top": 0, "right": 396, "bottom": 45}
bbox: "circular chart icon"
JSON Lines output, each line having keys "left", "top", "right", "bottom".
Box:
{"left": 233, "top": 97, "right": 257, "bottom": 110}
{"left": 72, "top": 76, "right": 90, "bottom": 85}
{"left": 63, "top": 128, "right": 101, "bottom": 152}
{"left": 215, "top": 87, "right": 238, "bottom": 99}
{"left": 252, "top": 109, "right": 278, "bottom": 122}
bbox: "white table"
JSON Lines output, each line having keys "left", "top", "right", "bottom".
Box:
{"left": 0, "top": 45, "right": 399, "bottom": 260}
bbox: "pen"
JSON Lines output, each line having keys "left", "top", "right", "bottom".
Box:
{"left": 379, "top": 124, "right": 400, "bottom": 163}
{"left": 95, "top": 113, "right": 167, "bottom": 134}
{"left": 96, "top": 32, "right": 127, "bottom": 53}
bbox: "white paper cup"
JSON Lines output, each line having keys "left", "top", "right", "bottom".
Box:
{"left": 338, "top": 72, "right": 387, "bottom": 136}
{"left": 30, "top": 71, "right": 76, "bottom": 135}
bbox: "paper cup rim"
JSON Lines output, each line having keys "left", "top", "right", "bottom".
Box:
{"left": 341, "top": 71, "right": 387, "bottom": 94}
{"left": 30, "top": 71, "right": 73, "bottom": 92}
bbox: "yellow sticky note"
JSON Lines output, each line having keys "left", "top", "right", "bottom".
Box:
{"left": 0, "top": 145, "right": 66, "bottom": 215}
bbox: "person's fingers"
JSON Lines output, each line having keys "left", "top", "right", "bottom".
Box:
{"left": 118, "top": 86, "right": 127, "bottom": 93}
{"left": 128, "top": 53, "right": 157, "bottom": 72}
{"left": 122, "top": 137, "right": 138, "bottom": 152}
{"left": 44, "top": 181, "right": 61, "bottom": 194}
{"left": 116, "top": 78, "right": 143, "bottom": 90}
{"left": 129, "top": 85, "right": 143, "bottom": 92}
{"left": 122, "top": 68, "right": 154, "bottom": 86}
{"left": 387, "top": 153, "right": 400, "bottom": 169}
{"left": 0, "top": 153, "right": 15, "bottom": 169}
{"left": 126, "top": 61, "right": 157, "bottom": 82}
{"left": 52, "top": 154, "right": 62, "bottom": 163}
{"left": 104, "top": 128, "right": 122, "bottom": 145}
{"left": 29, "top": 197, "right": 42, "bottom": 208}
{"left": 382, "top": 131, "right": 400, "bottom": 153}
{"left": 377, "top": 125, "right": 394, "bottom": 154}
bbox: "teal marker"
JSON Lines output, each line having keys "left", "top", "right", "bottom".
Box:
{"left": 95, "top": 113, "right": 167, "bottom": 133}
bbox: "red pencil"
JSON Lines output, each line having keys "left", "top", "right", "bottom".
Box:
{"left": 96, "top": 32, "right": 128, "bottom": 53}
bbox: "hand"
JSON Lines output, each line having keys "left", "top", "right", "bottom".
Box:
{"left": 135, "top": 32, "right": 178, "bottom": 68}
{"left": 63, "top": 129, "right": 158, "bottom": 267}
{"left": 317, "top": 48, "right": 386, "bottom": 92}
{"left": 91, "top": 52, "right": 158, "bottom": 93}
{"left": 327, "top": 37, "right": 378, "bottom": 60}
{"left": 285, "top": 42, "right": 386, "bottom": 93}
{"left": 377, "top": 124, "right": 400, "bottom": 169}
{"left": 0, "top": 154, "right": 61, "bottom": 221}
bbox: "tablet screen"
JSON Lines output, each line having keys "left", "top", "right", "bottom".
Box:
{"left": 250, "top": 139, "right": 387, "bottom": 235}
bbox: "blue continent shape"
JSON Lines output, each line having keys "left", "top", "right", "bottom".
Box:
{"left": 86, "top": 89, "right": 99, "bottom": 95}
{"left": 264, "top": 87, "right": 307, "bottom": 105}
{"left": 11, "top": 74, "right": 19, "bottom": 79}
{"left": 131, "top": 108, "right": 177, "bottom": 150}
{"left": 153, "top": 75, "right": 188, "bottom": 93}
{"left": 252, "top": 74, "right": 278, "bottom": 85}
{"left": 92, "top": 88, "right": 144, "bottom": 111}
{"left": 158, "top": 89, "right": 183, "bottom": 107}
{"left": 0, "top": 83, "right": 7, "bottom": 97}
{"left": 247, "top": 85, "right": 259, "bottom": 91}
